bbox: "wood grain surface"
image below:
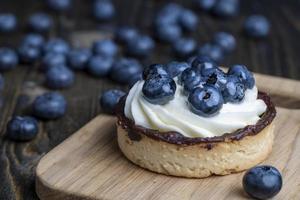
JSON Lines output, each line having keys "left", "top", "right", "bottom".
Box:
{"left": 35, "top": 73, "right": 300, "bottom": 200}
{"left": 0, "top": 0, "right": 300, "bottom": 199}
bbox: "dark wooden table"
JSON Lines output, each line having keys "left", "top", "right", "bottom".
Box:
{"left": 0, "top": 0, "right": 299, "bottom": 199}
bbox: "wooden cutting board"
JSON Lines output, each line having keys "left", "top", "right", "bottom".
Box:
{"left": 36, "top": 73, "right": 300, "bottom": 200}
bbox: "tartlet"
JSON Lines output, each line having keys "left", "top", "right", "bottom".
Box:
{"left": 116, "top": 92, "right": 276, "bottom": 178}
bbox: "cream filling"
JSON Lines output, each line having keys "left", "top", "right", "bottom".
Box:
{"left": 125, "top": 80, "right": 267, "bottom": 138}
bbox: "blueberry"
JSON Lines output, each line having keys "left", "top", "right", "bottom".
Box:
{"left": 28, "top": 12, "right": 53, "bottom": 33}
{"left": 110, "top": 58, "right": 142, "bottom": 84}
{"left": 178, "top": 9, "right": 198, "bottom": 32}
{"left": 128, "top": 73, "right": 142, "bottom": 88}
{"left": 33, "top": 92, "right": 67, "bottom": 119}
{"left": 87, "top": 55, "right": 113, "bottom": 77}
{"left": 41, "top": 52, "right": 66, "bottom": 71}
{"left": 192, "top": 59, "right": 216, "bottom": 74}
{"left": 196, "top": 63, "right": 227, "bottom": 90}
{"left": 100, "top": 89, "right": 125, "bottom": 114}
{"left": 18, "top": 44, "right": 41, "bottom": 64}
{"left": 213, "top": 32, "right": 236, "bottom": 53}
{"left": 180, "top": 67, "right": 199, "bottom": 84}
{"left": 93, "top": 0, "right": 115, "bottom": 21}
{"left": 191, "top": 55, "right": 216, "bottom": 67}
{"left": 243, "top": 165, "right": 282, "bottom": 200}
{"left": 0, "top": 47, "right": 18, "bottom": 71}
{"left": 180, "top": 68, "right": 204, "bottom": 93}
{"left": 244, "top": 15, "right": 270, "bottom": 38}
{"left": 44, "top": 38, "right": 70, "bottom": 55}
{"left": 142, "top": 76, "right": 176, "bottom": 105}
{"left": 194, "top": 0, "right": 216, "bottom": 11}
{"left": 188, "top": 85, "right": 223, "bottom": 117}
{"left": 198, "top": 43, "right": 224, "bottom": 63}
{"left": 0, "top": 13, "right": 17, "bottom": 33}
{"left": 154, "top": 3, "right": 182, "bottom": 26}
{"left": 0, "top": 73, "right": 4, "bottom": 91}
{"left": 67, "top": 48, "right": 91, "bottom": 70}
{"left": 173, "top": 37, "right": 197, "bottom": 58}
{"left": 115, "top": 26, "right": 138, "bottom": 44}
{"left": 22, "top": 33, "right": 45, "bottom": 48}
{"left": 155, "top": 24, "right": 182, "bottom": 43}
{"left": 92, "top": 39, "right": 118, "bottom": 57}
{"left": 45, "top": 65, "right": 74, "bottom": 89}
{"left": 228, "top": 64, "right": 255, "bottom": 89}
{"left": 126, "top": 35, "right": 155, "bottom": 58}
{"left": 165, "top": 61, "right": 190, "bottom": 78}
{"left": 46, "top": 0, "right": 72, "bottom": 11}
{"left": 142, "top": 63, "right": 169, "bottom": 80}
{"left": 6, "top": 116, "right": 38, "bottom": 141}
{"left": 212, "top": 0, "right": 239, "bottom": 18}
{"left": 222, "top": 75, "right": 245, "bottom": 103}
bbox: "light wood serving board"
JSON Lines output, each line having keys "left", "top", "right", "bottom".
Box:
{"left": 36, "top": 73, "right": 300, "bottom": 200}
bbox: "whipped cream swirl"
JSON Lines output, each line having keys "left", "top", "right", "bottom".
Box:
{"left": 124, "top": 80, "right": 267, "bottom": 138}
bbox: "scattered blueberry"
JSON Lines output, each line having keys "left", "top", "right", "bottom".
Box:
{"left": 243, "top": 165, "right": 282, "bottom": 200}
{"left": 0, "top": 13, "right": 17, "bottom": 33}
{"left": 212, "top": 0, "right": 239, "bottom": 18}
{"left": 155, "top": 23, "right": 182, "bottom": 43}
{"left": 142, "top": 63, "right": 169, "bottom": 80}
{"left": 67, "top": 48, "right": 91, "bottom": 70}
{"left": 92, "top": 39, "right": 118, "bottom": 57}
{"left": 213, "top": 32, "right": 236, "bottom": 53}
{"left": 87, "top": 55, "right": 113, "bottom": 77}
{"left": 188, "top": 85, "right": 224, "bottom": 117}
{"left": 100, "top": 89, "right": 125, "bottom": 114}
{"left": 44, "top": 38, "right": 70, "bottom": 55}
{"left": 173, "top": 37, "right": 197, "bottom": 58}
{"left": 178, "top": 9, "right": 198, "bottom": 32}
{"left": 93, "top": 0, "right": 115, "bottom": 21}
{"left": 33, "top": 92, "right": 67, "bottom": 119}
{"left": 18, "top": 44, "right": 41, "bottom": 64}
{"left": 198, "top": 43, "right": 224, "bottom": 63}
{"left": 126, "top": 35, "right": 155, "bottom": 57}
{"left": 165, "top": 61, "right": 190, "bottom": 78}
{"left": 0, "top": 73, "right": 4, "bottom": 90}
{"left": 222, "top": 75, "right": 245, "bottom": 103}
{"left": 45, "top": 65, "right": 74, "bottom": 89}
{"left": 244, "top": 15, "right": 270, "bottom": 38}
{"left": 46, "top": 0, "right": 72, "bottom": 11}
{"left": 228, "top": 64, "right": 255, "bottom": 89}
{"left": 41, "top": 52, "right": 66, "bottom": 71}
{"left": 194, "top": 0, "right": 216, "bottom": 11}
{"left": 128, "top": 73, "right": 142, "bottom": 88}
{"left": 0, "top": 47, "right": 18, "bottom": 71}
{"left": 28, "top": 12, "right": 53, "bottom": 33}
{"left": 154, "top": 3, "right": 182, "bottom": 26}
{"left": 22, "top": 33, "right": 45, "bottom": 48}
{"left": 6, "top": 116, "right": 39, "bottom": 141}
{"left": 110, "top": 58, "right": 142, "bottom": 84}
{"left": 115, "top": 26, "right": 138, "bottom": 44}
{"left": 142, "top": 75, "right": 176, "bottom": 105}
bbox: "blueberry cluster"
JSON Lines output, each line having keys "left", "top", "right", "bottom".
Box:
{"left": 194, "top": 0, "right": 240, "bottom": 18}
{"left": 142, "top": 56, "right": 254, "bottom": 117}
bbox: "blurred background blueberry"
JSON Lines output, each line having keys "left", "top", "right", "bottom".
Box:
{"left": 110, "top": 57, "right": 142, "bottom": 84}
{"left": 46, "top": 0, "right": 72, "bottom": 12}
{"left": 67, "top": 48, "right": 91, "bottom": 70}
{"left": 115, "top": 26, "right": 138, "bottom": 44}
{"left": 0, "top": 13, "right": 17, "bottom": 33}
{"left": 45, "top": 65, "right": 75, "bottom": 89}
{"left": 28, "top": 12, "right": 53, "bottom": 33}
{"left": 18, "top": 44, "right": 41, "bottom": 64}
{"left": 22, "top": 33, "right": 45, "bottom": 49}
{"left": 100, "top": 89, "right": 125, "bottom": 114}
{"left": 213, "top": 32, "right": 236, "bottom": 53}
{"left": 173, "top": 37, "right": 197, "bottom": 58}
{"left": 178, "top": 9, "right": 198, "bottom": 32}
{"left": 87, "top": 55, "right": 113, "bottom": 77}
{"left": 244, "top": 15, "right": 270, "bottom": 38}
{"left": 126, "top": 35, "right": 155, "bottom": 57}
{"left": 6, "top": 116, "right": 39, "bottom": 141}
{"left": 198, "top": 43, "right": 224, "bottom": 63}
{"left": 33, "top": 92, "right": 67, "bottom": 120}
{"left": 93, "top": 0, "right": 115, "bottom": 21}
{"left": 44, "top": 38, "right": 70, "bottom": 55}
{"left": 92, "top": 39, "right": 118, "bottom": 57}
{"left": 194, "top": 0, "right": 216, "bottom": 11}
{"left": 0, "top": 47, "right": 18, "bottom": 71}
{"left": 155, "top": 23, "right": 182, "bottom": 43}
{"left": 212, "top": 0, "right": 240, "bottom": 18}
{"left": 42, "top": 52, "right": 66, "bottom": 71}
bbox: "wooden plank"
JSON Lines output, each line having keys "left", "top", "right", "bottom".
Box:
{"left": 36, "top": 73, "right": 300, "bottom": 200}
